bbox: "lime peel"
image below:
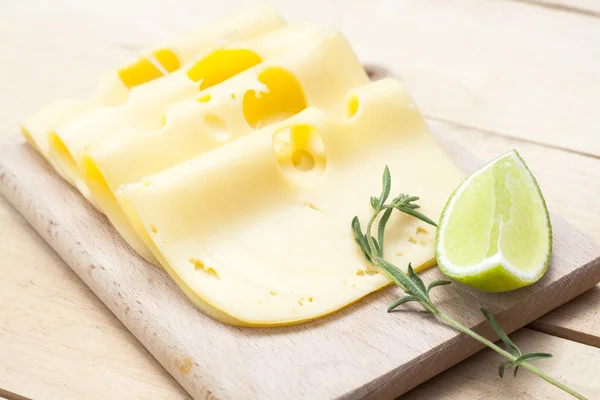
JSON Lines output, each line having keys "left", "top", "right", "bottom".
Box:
{"left": 435, "top": 150, "right": 552, "bottom": 292}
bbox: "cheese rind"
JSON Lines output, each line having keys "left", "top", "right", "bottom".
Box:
{"left": 21, "top": 3, "right": 285, "bottom": 166}
{"left": 82, "top": 28, "right": 369, "bottom": 262}
{"left": 117, "top": 78, "right": 465, "bottom": 326}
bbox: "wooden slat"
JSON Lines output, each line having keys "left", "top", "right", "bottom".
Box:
{"left": 403, "top": 328, "right": 600, "bottom": 399}
{"left": 515, "top": 0, "right": 600, "bottom": 17}
{"left": 337, "top": 0, "right": 600, "bottom": 157}
{"left": 529, "top": 287, "right": 600, "bottom": 348}
{"left": 0, "top": 4, "right": 218, "bottom": 396}
{"left": 0, "top": 194, "right": 190, "bottom": 399}
{"left": 432, "top": 119, "right": 600, "bottom": 346}
{"left": 3, "top": 0, "right": 600, "bottom": 157}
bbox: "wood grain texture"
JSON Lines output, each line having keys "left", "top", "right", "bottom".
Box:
{"left": 0, "top": 10, "right": 155, "bottom": 397}
{"left": 529, "top": 287, "right": 600, "bottom": 348}
{"left": 1, "top": 0, "right": 600, "bottom": 398}
{"left": 1, "top": 133, "right": 599, "bottom": 400}
{"left": 403, "top": 328, "right": 600, "bottom": 399}
{"left": 0, "top": 192, "right": 190, "bottom": 400}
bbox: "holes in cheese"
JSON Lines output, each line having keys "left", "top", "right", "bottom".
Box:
{"left": 301, "top": 201, "right": 323, "bottom": 213}
{"left": 87, "top": 28, "right": 362, "bottom": 206}
{"left": 345, "top": 94, "right": 360, "bottom": 120}
{"left": 357, "top": 269, "right": 378, "bottom": 276}
{"left": 242, "top": 67, "right": 307, "bottom": 129}
{"left": 187, "top": 49, "right": 263, "bottom": 89}
{"left": 197, "top": 94, "right": 212, "bottom": 103}
{"left": 82, "top": 29, "right": 369, "bottom": 268}
{"left": 50, "top": 25, "right": 323, "bottom": 202}
{"left": 114, "top": 78, "right": 465, "bottom": 326}
{"left": 21, "top": 4, "right": 286, "bottom": 167}
{"left": 118, "top": 49, "right": 180, "bottom": 89}
{"left": 203, "top": 114, "right": 231, "bottom": 142}
{"left": 416, "top": 226, "right": 431, "bottom": 247}
{"left": 189, "top": 258, "right": 220, "bottom": 280}
{"left": 291, "top": 149, "right": 315, "bottom": 171}
{"left": 273, "top": 124, "right": 327, "bottom": 187}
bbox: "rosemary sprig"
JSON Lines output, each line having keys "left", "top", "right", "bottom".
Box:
{"left": 351, "top": 166, "right": 586, "bottom": 400}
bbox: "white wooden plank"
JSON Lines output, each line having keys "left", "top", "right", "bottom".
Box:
{"left": 404, "top": 328, "right": 600, "bottom": 399}
{"left": 0, "top": 200, "right": 189, "bottom": 400}
{"left": 3, "top": 0, "right": 600, "bottom": 156}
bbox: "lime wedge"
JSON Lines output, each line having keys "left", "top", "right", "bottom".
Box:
{"left": 435, "top": 150, "right": 552, "bottom": 292}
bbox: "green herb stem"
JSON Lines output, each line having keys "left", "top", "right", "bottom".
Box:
{"left": 368, "top": 209, "right": 586, "bottom": 400}
{"left": 434, "top": 311, "right": 587, "bottom": 400}
{"left": 352, "top": 166, "right": 587, "bottom": 400}
{"left": 366, "top": 209, "right": 379, "bottom": 253}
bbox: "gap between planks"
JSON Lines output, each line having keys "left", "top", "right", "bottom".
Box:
{"left": 528, "top": 286, "right": 600, "bottom": 348}
{"left": 403, "top": 328, "right": 600, "bottom": 399}
{"left": 426, "top": 114, "right": 600, "bottom": 162}
{"left": 507, "top": 0, "right": 600, "bottom": 18}
{"left": 0, "top": 388, "right": 32, "bottom": 400}
{"left": 530, "top": 318, "right": 600, "bottom": 348}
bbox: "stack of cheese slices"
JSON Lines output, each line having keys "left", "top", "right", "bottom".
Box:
{"left": 22, "top": 3, "right": 464, "bottom": 327}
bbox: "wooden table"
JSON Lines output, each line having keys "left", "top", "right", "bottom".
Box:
{"left": 1, "top": 0, "right": 599, "bottom": 399}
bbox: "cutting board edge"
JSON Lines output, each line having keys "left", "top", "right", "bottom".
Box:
{"left": 339, "top": 247, "right": 600, "bottom": 399}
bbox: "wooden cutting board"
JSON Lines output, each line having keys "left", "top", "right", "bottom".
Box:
{"left": 1, "top": 110, "right": 599, "bottom": 399}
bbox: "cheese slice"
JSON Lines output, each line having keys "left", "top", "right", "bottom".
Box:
{"left": 116, "top": 78, "right": 465, "bottom": 326}
{"left": 47, "top": 23, "right": 321, "bottom": 201}
{"left": 81, "top": 28, "right": 369, "bottom": 263}
{"left": 21, "top": 3, "right": 285, "bottom": 167}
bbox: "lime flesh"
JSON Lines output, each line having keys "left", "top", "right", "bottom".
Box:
{"left": 435, "top": 150, "right": 552, "bottom": 292}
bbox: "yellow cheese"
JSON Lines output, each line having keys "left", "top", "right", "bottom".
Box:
{"left": 21, "top": 3, "right": 285, "bottom": 167}
{"left": 47, "top": 23, "right": 321, "bottom": 200}
{"left": 116, "top": 78, "right": 465, "bottom": 326}
{"left": 81, "top": 28, "right": 369, "bottom": 263}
